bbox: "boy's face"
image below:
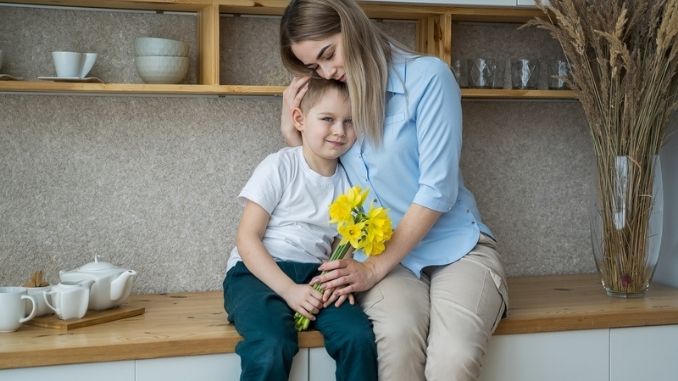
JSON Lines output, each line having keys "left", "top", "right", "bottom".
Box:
{"left": 295, "top": 88, "right": 355, "bottom": 162}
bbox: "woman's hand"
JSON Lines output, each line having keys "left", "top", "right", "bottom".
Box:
{"left": 281, "top": 283, "right": 323, "bottom": 321}
{"left": 311, "top": 259, "right": 380, "bottom": 303}
{"left": 281, "top": 76, "right": 310, "bottom": 147}
{"left": 320, "top": 287, "right": 355, "bottom": 308}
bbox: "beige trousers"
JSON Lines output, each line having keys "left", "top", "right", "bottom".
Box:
{"left": 359, "top": 234, "right": 508, "bottom": 381}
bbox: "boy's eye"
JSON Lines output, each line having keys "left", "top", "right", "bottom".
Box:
{"left": 322, "top": 116, "right": 333, "bottom": 122}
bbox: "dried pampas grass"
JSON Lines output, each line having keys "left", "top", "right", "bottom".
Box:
{"left": 526, "top": 0, "right": 678, "bottom": 295}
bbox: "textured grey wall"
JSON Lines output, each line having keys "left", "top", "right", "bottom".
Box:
{"left": 1, "top": 94, "right": 283, "bottom": 293}
{"left": 0, "top": 5, "right": 629, "bottom": 293}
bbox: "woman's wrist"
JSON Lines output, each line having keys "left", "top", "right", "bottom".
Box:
{"left": 282, "top": 126, "right": 303, "bottom": 147}
{"left": 365, "top": 258, "right": 388, "bottom": 285}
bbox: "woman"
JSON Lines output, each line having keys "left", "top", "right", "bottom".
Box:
{"left": 279, "top": 0, "right": 508, "bottom": 380}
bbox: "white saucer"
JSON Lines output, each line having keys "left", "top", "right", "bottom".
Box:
{"left": 0, "top": 74, "right": 23, "bottom": 81}
{"left": 38, "top": 76, "right": 104, "bottom": 83}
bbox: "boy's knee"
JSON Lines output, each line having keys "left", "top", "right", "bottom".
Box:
{"left": 239, "top": 336, "right": 299, "bottom": 372}
{"left": 342, "top": 326, "right": 376, "bottom": 348}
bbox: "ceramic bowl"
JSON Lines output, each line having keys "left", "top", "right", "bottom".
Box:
{"left": 135, "top": 37, "right": 189, "bottom": 57}
{"left": 135, "top": 55, "right": 189, "bottom": 84}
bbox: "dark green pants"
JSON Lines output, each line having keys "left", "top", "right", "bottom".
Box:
{"left": 223, "top": 261, "right": 378, "bottom": 381}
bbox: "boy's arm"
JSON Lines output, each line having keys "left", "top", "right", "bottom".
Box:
{"left": 237, "top": 200, "right": 323, "bottom": 320}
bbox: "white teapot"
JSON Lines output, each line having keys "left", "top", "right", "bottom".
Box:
{"left": 59, "top": 255, "right": 137, "bottom": 311}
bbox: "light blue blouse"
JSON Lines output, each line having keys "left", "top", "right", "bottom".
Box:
{"left": 340, "top": 53, "right": 493, "bottom": 277}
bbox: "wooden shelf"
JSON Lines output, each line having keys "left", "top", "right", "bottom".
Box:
{"left": 461, "top": 88, "right": 577, "bottom": 99}
{"left": 0, "top": 81, "right": 285, "bottom": 96}
{"left": 2, "top": 0, "right": 212, "bottom": 12}
{"left": 450, "top": 6, "right": 542, "bottom": 23}
{"left": 1, "top": 81, "right": 575, "bottom": 99}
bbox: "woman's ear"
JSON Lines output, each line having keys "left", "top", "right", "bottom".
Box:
{"left": 292, "top": 107, "right": 305, "bottom": 132}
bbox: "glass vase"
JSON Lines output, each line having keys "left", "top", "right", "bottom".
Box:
{"left": 590, "top": 155, "right": 664, "bottom": 297}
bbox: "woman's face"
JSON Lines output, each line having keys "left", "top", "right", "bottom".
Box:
{"left": 291, "top": 33, "right": 346, "bottom": 82}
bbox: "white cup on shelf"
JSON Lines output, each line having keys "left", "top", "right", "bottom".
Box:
{"left": 0, "top": 287, "right": 37, "bottom": 332}
{"left": 43, "top": 281, "right": 93, "bottom": 320}
{"left": 52, "top": 51, "right": 97, "bottom": 78}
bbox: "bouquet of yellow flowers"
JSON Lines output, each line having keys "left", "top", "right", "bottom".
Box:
{"left": 294, "top": 185, "right": 393, "bottom": 331}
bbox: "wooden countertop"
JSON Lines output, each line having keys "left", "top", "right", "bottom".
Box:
{"left": 3, "top": 273, "right": 678, "bottom": 369}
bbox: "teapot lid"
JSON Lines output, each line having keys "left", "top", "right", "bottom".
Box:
{"left": 78, "top": 255, "right": 118, "bottom": 272}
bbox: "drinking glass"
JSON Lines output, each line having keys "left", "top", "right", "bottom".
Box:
{"left": 469, "top": 58, "right": 495, "bottom": 88}
{"left": 450, "top": 58, "right": 468, "bottom": 88}
{"left": 549, "top": 59, "right": 569, "bottom": 89}
{"left": 511, "top": 58, "right": 539, "bottom": 89}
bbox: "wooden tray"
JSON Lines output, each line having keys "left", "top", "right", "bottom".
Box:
{"left": 26, "top": 305, "right": 145, "bottom": 330}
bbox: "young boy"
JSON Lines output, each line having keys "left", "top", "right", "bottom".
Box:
{"left": 223, "top": 78, "right": 377, "bottom": 381}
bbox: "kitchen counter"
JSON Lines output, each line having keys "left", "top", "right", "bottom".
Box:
{"left": 3, "top": 273, "right": 678, "bottom": 370}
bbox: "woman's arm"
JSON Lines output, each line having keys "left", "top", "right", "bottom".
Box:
{"left": 280, "top": 76, "right": 310, "bottom": 146}
{"left": 314, "top": 58, "right": 458, "bottom": 301}
{"left": 237, "top": 200, "right": 323, "bottom": 320}
{"left": 314, "top": 204, "right": 441, "bottom": 298}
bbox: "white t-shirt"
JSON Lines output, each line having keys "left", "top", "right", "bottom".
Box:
{"left": 227, "top": 146, "right": 351, "bottom": 271}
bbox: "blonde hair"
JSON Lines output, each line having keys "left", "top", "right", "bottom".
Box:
{"left": 280, "top": 0, "right": 413, "bottom": 144}
{"left": 300, "top": 78, "right": 349, "bottom": 113}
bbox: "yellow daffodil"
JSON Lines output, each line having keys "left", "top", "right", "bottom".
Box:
{"left": 338, "top": 221, "right": 365, "bottom": 248}
{"left": 346, "top": 186, "right": 369, "bottom": 209}
{"left": 362, "top": 236, "right": 387, "bottom": 256}
{"left": 329, "top": 194, "right": 354, "bottom": 226}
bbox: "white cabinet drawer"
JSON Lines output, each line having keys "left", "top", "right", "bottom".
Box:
{"left": 135, "top": 351, "right": 308, "bottom": 381}
{"left": 479, "top": 329, "right": 609, "bottom": 381}
{"left": 0, "top": 361, "right": 135, "bottom": 381}
{"left": 610, "top": 325, "right": 678, "bottom": 381}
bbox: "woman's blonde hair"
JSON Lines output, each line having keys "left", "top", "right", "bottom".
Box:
{"left": 280, "top": 0, "right": 411, "bottom": 144}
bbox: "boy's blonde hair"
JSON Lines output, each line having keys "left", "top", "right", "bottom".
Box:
{"left": 300, "top": 77, "right": 349, "bottom": 112}
{"left": 280, "top": 0, "right": 414, "bottom": 145}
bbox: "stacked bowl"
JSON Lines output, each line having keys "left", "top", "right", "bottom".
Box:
{"left": 134, "top": 37, "right": 189, "bottom": 84}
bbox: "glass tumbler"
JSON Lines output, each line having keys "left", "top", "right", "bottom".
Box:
{"left": 511, "top": 58, "right": 539, "bottom": 89}
{"left": 450, "top": 58, "right": 468, "bottom": 88}
{"left": 548, "top": 59, "right": 569, "bottom": 89}
{"left": 468, "top": 58, "right": 495, "bottom": 89}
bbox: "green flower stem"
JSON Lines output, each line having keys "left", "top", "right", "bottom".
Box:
{"left": 294, "top": 243, "right": 352, "bottom": 331}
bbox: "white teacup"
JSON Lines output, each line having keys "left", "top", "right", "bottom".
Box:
{"left": 0, "top": 287, "right": 37, "bottom": 332}
{"left": 25, "top": 285, "right": 53, "bottom": 317}
{"left": 51, "top": 51, "right": 97, "bottom": 78}
{"left": 43, "top": 281, "right": 93, "bottom": 320}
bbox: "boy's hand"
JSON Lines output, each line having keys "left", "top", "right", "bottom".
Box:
{"left": 281, "top": 283, "right": 323, "bottom": 321}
